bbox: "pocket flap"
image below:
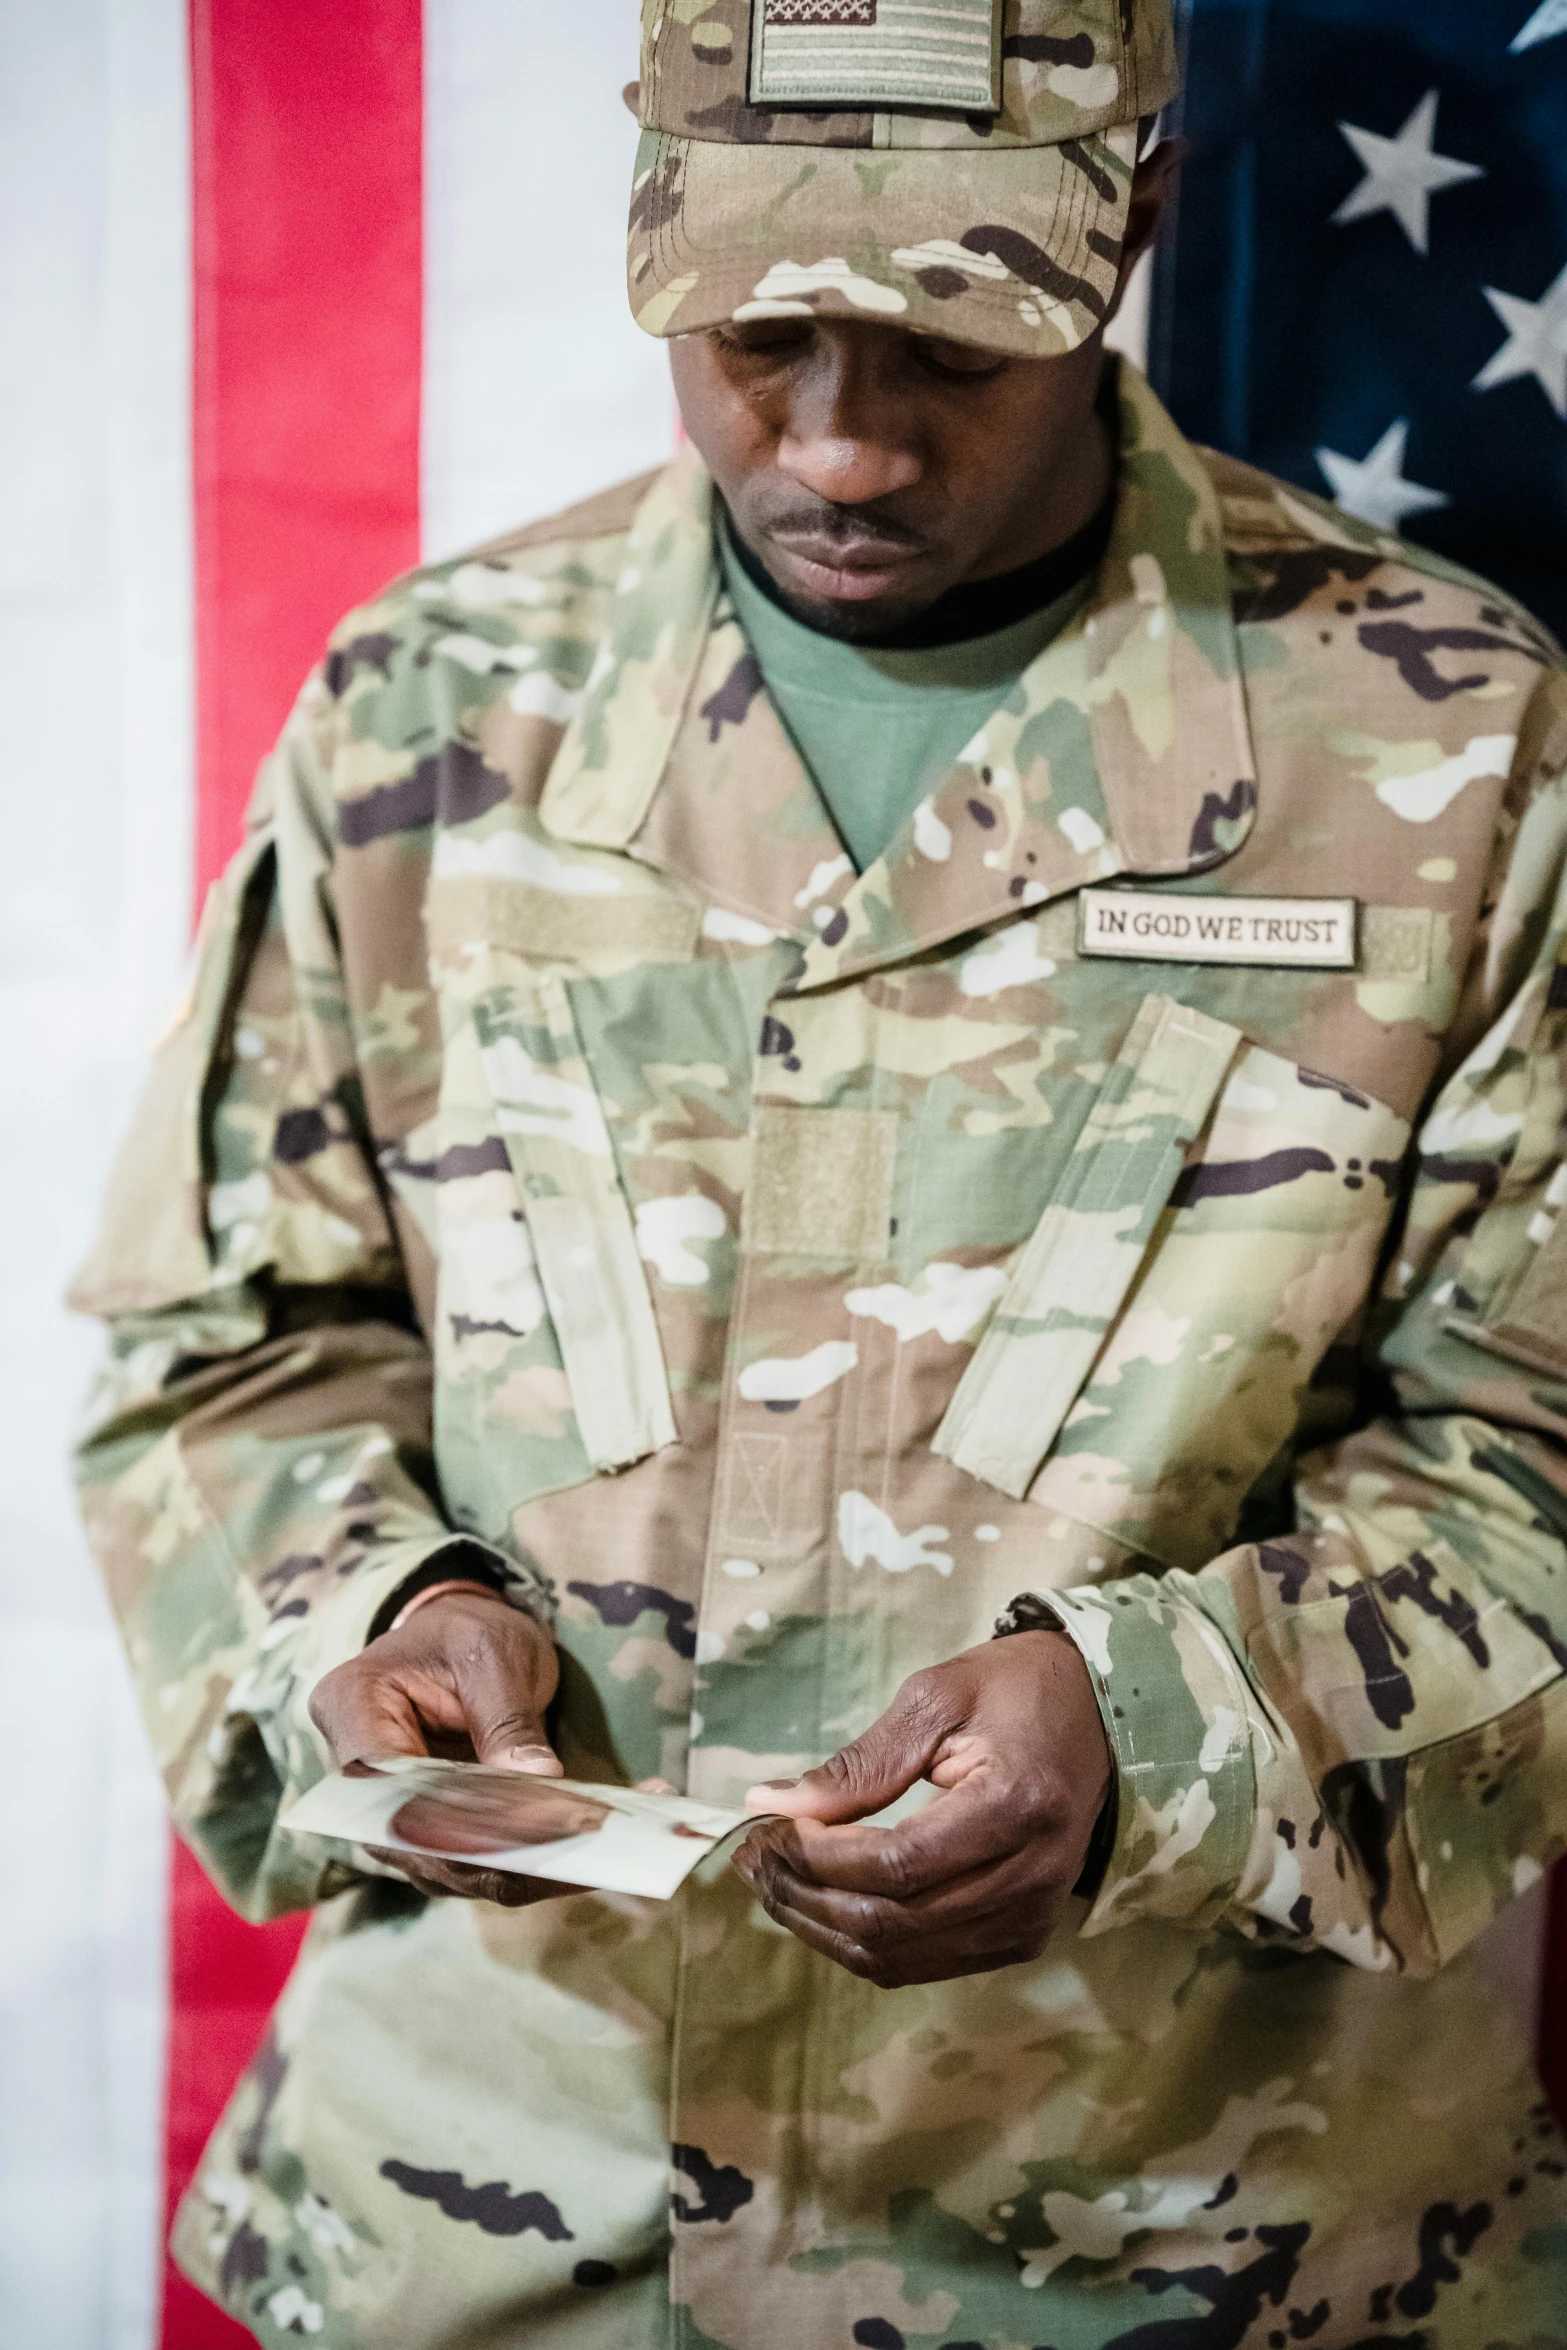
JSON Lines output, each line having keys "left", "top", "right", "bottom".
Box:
{"left": 475, "top": 971, "right": 676, "bottom": 1473}
{"left": 933, "top": 993, "right": 1241, "bottom": 1498}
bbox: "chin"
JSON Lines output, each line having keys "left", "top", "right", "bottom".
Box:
{"left": 772, "top": 580, "right": 939, "bottom": 643}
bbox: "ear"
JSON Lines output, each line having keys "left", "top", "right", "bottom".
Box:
{"left": 1102, "top": 138, "right": 1186, "bottom": 328}
{"left": 622, "top": 79, "right": 642, "bottom": 119}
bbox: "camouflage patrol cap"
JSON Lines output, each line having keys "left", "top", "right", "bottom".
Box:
{"left": 627, "top": 0, "right": 1180, "bottom": 358}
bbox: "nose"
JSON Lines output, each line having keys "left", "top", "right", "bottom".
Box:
{"left": 774, "top": 332, "right": 923, "bottom": 506}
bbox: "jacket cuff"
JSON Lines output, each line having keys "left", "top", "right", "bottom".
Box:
{"left": 364, "top": 1539, "right": 551, "bottom": 1642}
{"left": 297, "top": 1533, "right": 547, "bottom": 1681}
{"left": 1009, "top": 1571, "right": 1260, "bottom": 1937}
{"left": 270, "top": 1538, "right": 527, "bottom": 1776}
{"left": 198, "top": 1534, "right": 551, "bottom": 1918}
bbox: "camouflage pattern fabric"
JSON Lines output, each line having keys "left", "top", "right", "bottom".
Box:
{"left": 627, "top": 0, "right": 1181, "bottom": 356}
{"left": 73, "top": 363, "right": 1567, "bottom": 2347}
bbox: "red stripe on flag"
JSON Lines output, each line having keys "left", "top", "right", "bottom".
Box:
{"left": 162, "top": 1848, "right": 307, "bottom": 2350}
{"left": 172, "top": 1, "right": 422, "bottom": 2342}
{"left": 191, "top": 0, "right": 423, "bottom": 895}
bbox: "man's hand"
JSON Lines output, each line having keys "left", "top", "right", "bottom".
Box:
{"left": 732, "top": 1630, "right": 1111, "bottom": 1987}
{"left": 309, "top": 1586, "right": 566, "bottom": 1908}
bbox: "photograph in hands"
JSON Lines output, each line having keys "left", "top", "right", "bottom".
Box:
{"left": 283, "top": 1756, "right": 753, "bottom": 1900}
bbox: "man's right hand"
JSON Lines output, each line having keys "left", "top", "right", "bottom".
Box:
{"left": 309, "top": 1585, "right": 567, "bottom": 1908}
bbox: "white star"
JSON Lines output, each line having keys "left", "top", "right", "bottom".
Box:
{"left": 1511, "top": 0, "right": 1567, "bottom": 53}
{"left": 1315, "top": 420, "right": 1450, "bottom": 533}
{"left": 1332, "top": 89, "right": 1484, "bottom": 255}
{"left": 1473, "top": 263, "right": 1567, "bottom": 417}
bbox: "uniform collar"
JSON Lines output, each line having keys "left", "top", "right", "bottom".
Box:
{"left": 540, "top": 364, "right": 1258, "bottom": 988}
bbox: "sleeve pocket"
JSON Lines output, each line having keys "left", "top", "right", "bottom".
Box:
{"left": 1457, "top": 1167, "right": 1567, "bottom": 1379}
{"left": 1404, "top": 1673, "right": 1567, "bottom": 1967}
{"left": 70, "top": 830, "right": 279, "bottom": 1319}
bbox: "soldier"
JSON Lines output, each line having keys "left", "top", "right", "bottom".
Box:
{"left": 72, "top": 1, "right": 1567, "bottom": 2343}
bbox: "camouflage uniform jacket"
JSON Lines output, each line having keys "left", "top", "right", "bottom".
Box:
{"left": 74, "top": 364, "right": 1567, "bottom": 2349}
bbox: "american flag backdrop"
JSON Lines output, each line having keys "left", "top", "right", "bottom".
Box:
{"left": 1151, "top": 0, "right": 1567, "bottom": 640}
{"left": 0, "top": 5, "right": 1560, "bottom": 2346}
{"left": 0, "top": 8, "right": 667, "bottom": 2344}
{"left": 1148, "top": 0, "right": 1567, "bottom": 2118}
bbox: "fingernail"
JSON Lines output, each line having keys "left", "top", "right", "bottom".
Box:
{"left": 743, "top": 1781, "right": 795, "bottom": 1814}
{"left": 498, "top": 1744, "right": 563, "bottom": 1776}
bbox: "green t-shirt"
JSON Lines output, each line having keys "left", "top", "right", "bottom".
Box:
{"left": 720, "top": 521, "right": 1094, "bottom": 874}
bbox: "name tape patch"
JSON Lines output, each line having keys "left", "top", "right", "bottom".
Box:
{"left": 1079, "top": 890, "right": 1358, "bottom": 969}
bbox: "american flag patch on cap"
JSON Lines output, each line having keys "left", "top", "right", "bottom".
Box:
{"left": 750, "top": 0, "right": 1003, "bottom": 111}
{"left": 765, "top": 1, "right": 878, "bottom": 21}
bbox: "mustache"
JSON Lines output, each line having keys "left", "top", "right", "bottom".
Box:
{"left": 756, "top": 499, "right": 930, "bottom": 555}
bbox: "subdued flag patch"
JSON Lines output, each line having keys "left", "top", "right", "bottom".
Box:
{"left": 750, "top": 0, "right": 1003, "bottom": 110}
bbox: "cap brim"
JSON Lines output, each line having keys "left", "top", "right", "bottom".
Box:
{"left": 627, "top": 121, "right": 1137, "bottom": 359}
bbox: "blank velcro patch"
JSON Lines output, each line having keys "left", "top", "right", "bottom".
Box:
{"left": 745, "top": 1105, "right": 898, "bottom": 1260}
{"left": 750, "top": 0, "right": 1003, "bottom": 110}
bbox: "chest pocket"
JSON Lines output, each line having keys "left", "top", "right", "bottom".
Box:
{"left": 935, "top": 992, "right": 1411, "bottom": 1571}
{"left": 434, "top": 963, "right": 675, "bottom": 1533}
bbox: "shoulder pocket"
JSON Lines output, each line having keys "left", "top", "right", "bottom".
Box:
{"left": 70, "top": 831, "right": 278, "bottom": 1319}
{"left": 1431, "top": 960, "right": 1567, "bottom": 1379}
{"left": 1462, "top": 1182, "right": 1567, "bottom": 1380}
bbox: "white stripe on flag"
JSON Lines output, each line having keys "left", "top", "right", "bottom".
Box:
{"left": 422, "top": 0, "right": 675, "bottom": 560}
{"left": 0, "top": 0, "right": 189, "bottom": 2343}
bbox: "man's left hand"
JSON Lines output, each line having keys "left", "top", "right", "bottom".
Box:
{"left": 732, "top": 1629, "right": 1111, "bottom": 1987}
